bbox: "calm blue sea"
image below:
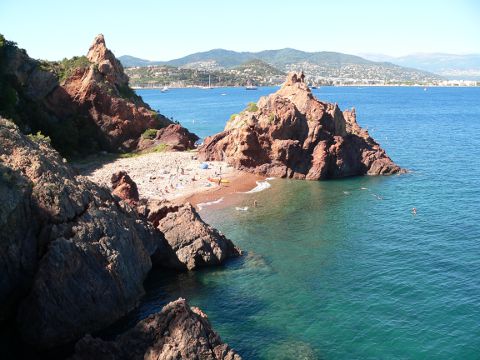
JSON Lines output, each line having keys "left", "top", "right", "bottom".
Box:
{"left": 133, "top": 86, "right": 480, "bottom": 359}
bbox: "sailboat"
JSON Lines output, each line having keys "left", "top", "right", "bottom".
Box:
{"left": 160, "top": 86, "right": 169, "bottom": 93}
{"left": 201, "top": 75, "right": 213, "bottom": 89}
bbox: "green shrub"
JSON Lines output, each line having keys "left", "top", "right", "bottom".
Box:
{"left": 268, "top": 114, "right": 275, "bottom": 124}
{"left": 229, "top": 113, "right": 238, "bottom": 122}
{"left": 28, "top": 131, "right": 51, "bottom": 144}
{"left": 40, "top": 56, "right": 91, "bottom": 82}
{"left": 151, "top": 143, "right": 168, "bottom": 153}
{"left": 117, "top": 84, "right": 141, "bottom": 102}
{"left": 141, "top": 128, "right": 158, "bottom": 140}
{"left": 246, "top": 102, "right": 258, "bottom": 112}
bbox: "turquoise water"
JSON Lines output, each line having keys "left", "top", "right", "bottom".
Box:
{"left": 133, "top": 87, "right": 480, "bottom": 359}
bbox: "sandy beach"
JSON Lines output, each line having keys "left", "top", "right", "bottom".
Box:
{"left": 76, "top": 150, "right": 264, "bottom": 209}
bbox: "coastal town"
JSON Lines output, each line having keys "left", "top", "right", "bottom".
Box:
{"left": 125, "top": 60, "right": 479, "bottom": 88}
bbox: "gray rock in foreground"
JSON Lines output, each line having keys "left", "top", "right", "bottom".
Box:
{"left": 0, "top": 118, "right": 241, "bottom": 351}
{"left": 72, "top": 298, "right": 242, "bottom": 360}
{"left": 0, "top": 118, "right": 169, "bottom": 347}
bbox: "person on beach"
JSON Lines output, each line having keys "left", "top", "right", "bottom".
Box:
{"left": 218, "top": 177, "right": 222, "bottom": 186}
{"left": 253, "top": 199, "right": 258, "bottom": 207}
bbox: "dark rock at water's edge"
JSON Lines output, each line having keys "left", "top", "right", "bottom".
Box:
{"left": 0, "top": 118, "right": 239, "bottom": 355}
{"left": 0, "top": 33, "right": 197, "bottom": 157}
{"left": 111, "top": 174, "right": 242, "bottom": 271}
{"left": 147, "top": 200, "right": 242, "bottom": 270}
{"left": 199, "top": 72, "right": 405, "bottom": 179}
{"left": 72, "top": 298, "right": 242, "bottom": 360}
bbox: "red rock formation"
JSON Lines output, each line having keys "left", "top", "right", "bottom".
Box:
{"left": 72, "top": 298, "right": 241, "bottom": 360}
{"left": 111, "top": 171, "right": 140, "bottom": 205}
{"left": 137, "top": 124, "right": 199, "bottom": 151}
{"left": 152, "top": 202, "right": 242, "bottom": 270}
{"left": 46, "top": 34, "right": 196, "bottom": 152}
{"left": 199, "top": 72, "right": 404, "bottom": 179}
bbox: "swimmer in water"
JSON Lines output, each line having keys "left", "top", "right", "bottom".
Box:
{"left": 412, "top": 207, "right": 417, "bottom": 215}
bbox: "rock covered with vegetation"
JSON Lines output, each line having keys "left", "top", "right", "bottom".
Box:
{"left": 199, "top": 72, "right": 404, "bottom": 179}
{"left": 0, "top": 33, "right": 196, "bottom": 157}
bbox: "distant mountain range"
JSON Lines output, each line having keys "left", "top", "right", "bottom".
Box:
{"left": 360, "top": 53, "right": 480, "bottom": 80}
{"left": 119, "top": 48, "right": 444, "bottom": 86}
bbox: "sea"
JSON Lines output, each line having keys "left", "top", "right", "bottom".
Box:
{"left": 128, "top": 86, "right": 480, "bottom": 359}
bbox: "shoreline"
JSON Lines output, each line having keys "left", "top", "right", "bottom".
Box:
{"left": 76, "top": 150, "right": 266, "bottom": 210}
{"left": 181, "top": 171, "right": 265, "bottom": 211}
{"left": 132, "top": 84, "right": 479, "bottom": 90}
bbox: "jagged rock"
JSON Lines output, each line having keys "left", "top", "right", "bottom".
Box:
{"left": 111, "top": 171, "right": 139, "bottom": 205}
{"left": 138, "top": 124, "right": 199, "bottom": 151}
{"left": 199, "top": 72, "right": 404, "bottom": 179}
{"left": 154, "top": 202, "right": 242, "bottom": 270}
{"left": 0, "top": 118, "right": 173, "bottom": 347}
{"left": 136, "top": 196, "right": 241, "bottom": 270}
{"left": 0, "top": 34, "right": 198, "bottom": 156}
{"left": 86, "top": 34, "right": 129, "bottom": 87}
{"left": 72, "top": 298, "right": 241, "bottom": 360}
{"left": 47, "top": 34, "right": 173, "bottom": 152}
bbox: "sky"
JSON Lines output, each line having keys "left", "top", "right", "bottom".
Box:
{"left": 1, "top": 0, "right": 479, "bottom": 61}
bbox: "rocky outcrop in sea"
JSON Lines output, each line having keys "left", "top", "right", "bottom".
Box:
{"left": 199, "top": 72, "right": 404, "bottom": 179}
{"left": 72, "top": 298, "right": 241, "bottom": 360}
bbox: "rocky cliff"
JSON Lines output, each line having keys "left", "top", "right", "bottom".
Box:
{"left": 199, "top": 72, "right": 403, "bottom": 179}
{"left": 72, "top": 298, "right": 241, "bottom": 360}
{"left": 0, "top": 118, "right": 238, "bottom": 354}
{"left": 0, "top": 34, "right": 197, "bottom": 157}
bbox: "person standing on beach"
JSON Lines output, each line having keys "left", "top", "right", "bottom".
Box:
{"left": 218, "top": 177, "right": 222, "bottom": 186}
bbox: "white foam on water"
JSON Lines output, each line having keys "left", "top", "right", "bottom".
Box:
{"left": 265, "top": 177, "right": 276, "bottom": 181}
{"left": 197, "top": 197, "right": 224, "bottom": 211}
{"left": 235, "top": 206, "right": 249, "bottom": 211}
{"left": 244, "top": 180, "right": 272, "bottom": 194}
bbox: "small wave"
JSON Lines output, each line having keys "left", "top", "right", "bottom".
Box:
{"left": 360, "top": 187, "right": 368, "bottom": 190}
{"left": 244, "top": 180, "right": 272, "bottom": 194}
{"left": 235, "top": 206, "right": 249, "bottom": 211}
{"left": 197, "top": 197, "right": 224, "bottom": 211}
{"left": 265, "top": 177, "right": 276, "bottom": 181}
{"left": 343, "top": 191, "right": 350, "bottom": 195}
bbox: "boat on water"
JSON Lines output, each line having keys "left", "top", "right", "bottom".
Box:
{"left": 160, "top": 86, "right": 169, "bottom": 92}
{"left": 202, "top": 75, "right": 213, "bottom": 89}
{"left": 245, "top": 79, "right": 257, "bottom": 90}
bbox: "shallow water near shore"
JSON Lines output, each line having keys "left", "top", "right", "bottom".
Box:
{"left": 130, "top": 87, "right": 480, "bottom": 359}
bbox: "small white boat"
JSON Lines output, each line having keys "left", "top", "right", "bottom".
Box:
{"left": 161, "top": 86, "right": 169, "bottom": 92}
{"left": 202, "top": 75, "right": 213, "bottom": 89}
{"left": 245, "top": 85, "right": 257, "bottom": 90}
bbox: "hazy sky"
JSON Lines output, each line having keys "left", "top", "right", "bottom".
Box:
{"left": 1, "top": 0, "right": 479, "bottom": 61}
